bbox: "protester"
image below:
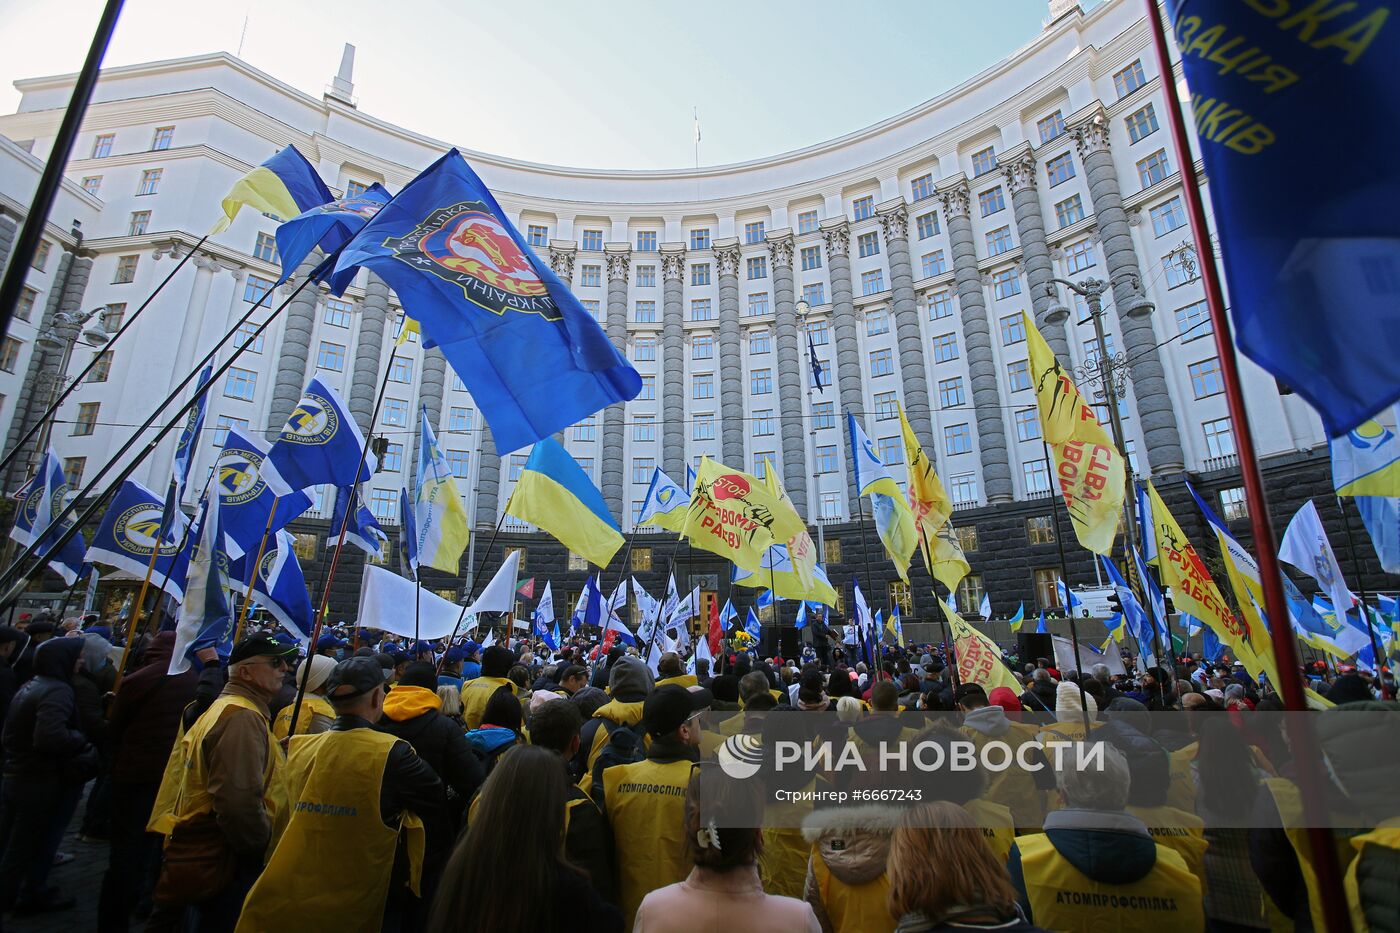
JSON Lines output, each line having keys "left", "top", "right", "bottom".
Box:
{"left": 464, "top": 684, "right": 523, "bottom": 775}
{"left": 526, "top": 694, "right": 614, "bottom": 898}
{"left": 0, "top": 626, "right": 23, "bottom": 731}
{"left": 802, "top": 800, "right": 900, "bottom": 932}
{"left": 580, "top": 655, "right": 654, "bottom": 783}
{"left": 271, "top": 654, "right": 337, "bottom": 738}
{"left": 460, "top": 645, "right": 516, "bottom": 729}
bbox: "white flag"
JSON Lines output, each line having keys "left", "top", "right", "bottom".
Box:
{"left": 464, "top": 550, "right": 521, "bottom": 617}
{"left": 1280, "top": 500, "right": 1354, "bottom": 627}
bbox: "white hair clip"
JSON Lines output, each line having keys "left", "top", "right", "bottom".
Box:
{"left": 695, "top": 818, "right": 721, "bottom": 851}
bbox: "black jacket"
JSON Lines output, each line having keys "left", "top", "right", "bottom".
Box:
{"left": 331, "top": 715, "right": 445, "bottom": 829}
{"left": 1, "top": 638, "right": 95, "bottom": 780}
{"left": 376, "top": 705, "right": 483, "bottom": 804}
{"left": 565, "top": 783, "right": 616, "bottom": 904}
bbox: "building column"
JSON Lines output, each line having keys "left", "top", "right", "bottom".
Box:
{"left": 1001, "top": 146, "right": 1071, "bottom": 362}
{"left": 547, "top": 244, "right": 578, "bottom": 452}
{"left": 821, "top": 220, "right": 862, "bottom": 511}
{"left": 660, "top": 245, "right": 687, "bottom": 480}
{"left": 766, "top": 232, "right": 808, "bottom": 515}
{"left": 714, "top": 239, "right": 744, "bottom": 467}
{"left": 412, "top": 347, "right": 448, "bottom": 476}
{"left": 879, "top": 202, "right": 935, "bottom": 447}
{"left": 346, "top": 273, "right": 390, "bottom": 437}
{"left": 1073, "top": 111, "right": 1184, "bottom": 473}
{"left": 265, "top": 252, "right": 327, "bottom": 440}
{"left": 938, "top": 180, "right": 1013, "bottom": 504}
{"left": 475, "top": 430, "right": 500, "bottom": 527}
{"left": 600, "top": 245, "right": 631, "bottom": 519}
{"left": 0, "top": 213, "right": 17, "bottom": 275}
{"left": 157, "top": 244, "right": 220, "bottom": 395}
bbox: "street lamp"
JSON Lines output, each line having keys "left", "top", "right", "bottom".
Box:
{"left": 30, "top": 306, "right": 115, "bottom": 468}
{"left": 795, "top": 299, "right": 826, "bottom": 555}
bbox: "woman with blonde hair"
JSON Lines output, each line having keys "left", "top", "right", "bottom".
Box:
{"left": 435, "top": 684, "right": 463, "bottom": 726}
{"left": 886, "top": 802, "right": 1047, "bottom": 933}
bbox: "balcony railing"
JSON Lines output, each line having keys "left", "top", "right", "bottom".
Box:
{"left": 1203, "top": 453, "right": 1240, "bottom": 472}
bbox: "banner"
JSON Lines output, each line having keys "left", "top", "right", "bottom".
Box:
{"left": 941, "top": 603, "right": 1020, "bottom": 694}
{"left": 681, "top": 457, "right": 805, "bottom": 573}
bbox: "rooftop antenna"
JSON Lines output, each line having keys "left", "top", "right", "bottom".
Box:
{"left": 693, "top": 106, "right": 700, "bottom": 200}
{"left": 237, "top": 10, "right": 249, "bottom": 57}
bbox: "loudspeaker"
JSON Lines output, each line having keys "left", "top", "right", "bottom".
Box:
{"left": 779, "top": 628, "right": 800, "bottom": 660}
{"left": 1017, "top": 633, "right": 1053, "bottom": 665}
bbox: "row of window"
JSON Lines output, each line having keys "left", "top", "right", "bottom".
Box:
{"left": 88, "top": 126, "right": 175, "bottom": 160}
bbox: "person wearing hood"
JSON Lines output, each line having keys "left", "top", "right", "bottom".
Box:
{"left": 270, "top": 655, "right": 337, "bottom": 740}
{"left": 656, "top": 652, "right": 698, "bottom": 689}
{"left": 11, "top": 619, "right": 56, "bottom": 686}
{"left": 465, "top": 685, "right": 523, "bottom": 776}
{"left": 957, "top": 683, "right": 1049, "bottom": 831}
{"left": 74, "top": 631, "right": 118, "bottom": 841}
{"left": 802, "top": 801, "right": 901, "bottom": 932}
{"left": 987, "top": 686, "right": 1024, "bottom": 722}
{"left": 0, "top": 637, "right": 97, "bottom": 915}
{"left": 578, "top": 656, "right": 654, "bottom": 781}
{"left": 1008, "top": 742, "right": 1203, "bottom": 931}
{"left": 1037, "top": 680, "right": 1099, "bottom": 745}
{"left": 0, "top": 626, "right": 23, "bottom": 740}
{"left": 460, "top": 645, "right": 518, "bottom": 731}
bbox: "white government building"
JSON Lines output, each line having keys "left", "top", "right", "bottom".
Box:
{"left": 0, "top": 0, "right": 1335, "bottom": 624}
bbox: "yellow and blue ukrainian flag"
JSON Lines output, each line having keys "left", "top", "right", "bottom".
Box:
{"left": 847, "top": 413, "right": 916, "bottom": 582}
{"left": 505, "top": 437, "right": 623, "bottom": 568}
{"left": 275, "top": 182, "right": 393, "bottom": 286}
{"left": 415, "top": 408, "right": 471, "bottom": 574}
{"left": 1008, "top": 602, "right": 1025, "bottom": 633}
{"left": 210, "top": 145, "right": 334, "bottom": 234}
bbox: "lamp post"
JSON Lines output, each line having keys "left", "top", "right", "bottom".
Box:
{"left": 30, "top": 306, "right": 114, "bottom": 471}
{"left": 795, "top": 299, "right": 826, "bottom": 559}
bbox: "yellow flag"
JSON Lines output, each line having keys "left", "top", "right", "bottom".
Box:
{"left": 1144, "top": 481, "right": 1281, "bottom": 686}
{"left": 750, "top": 461, "right": 838, "bottom": 604}
{"left": 942, "top": 603, "right": 1021, "bottom": 695}
{"left": 1025, "top": 311, "right": 1125, "bottom": 555}
{"left": 682, "top": 457, "right": 806, "bottom": 573}
{"left": 395, "top": 316, "right": 421, "bottom": 347}
{"left": 899, "top": 405, "right": 970, "bottom": 592}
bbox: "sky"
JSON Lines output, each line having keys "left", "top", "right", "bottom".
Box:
{"left": 0, "top": 0, "right": 1065, "bottom": 170}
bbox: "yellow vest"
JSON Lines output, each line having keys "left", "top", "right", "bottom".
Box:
{"left": 147, "top": 694, "right": 288, "bottom": 851}
{"left": 603, "top": 756, "right": 693, "bottom": 928}
{"left": 1262, "top": 777, "right": 1358, "bottom": 933}
{"left": 1345, "top": 818, "right": 1400, "bottom": 933}
{"left": 460, "top": 676, "right": 515, "bottom": 731}
{"left": 964, "top": 798, "right": 1015, "bottom": 865}
{"left": 1125, "top": 804, "right": 1209, "bottom": 892}
{"left": 656, "top": 674, "right": 698, "bottom": 689}
{"left": 809, "top": 848, "right": 894, "bottom": 933}
{"left": 236, "top": 729, "right": 425, "bottom": 933}
{"left": 1016, "top": 832, "right": 1203, "bottom": 933}
{"left": 584, "top": 699, "right": 646, "bottom": 775}
{"left": 271, "top": 695, "right": 335, "bottom": 740}
{"left": 961, "top": 722, "right": 1045, "bottom": 830}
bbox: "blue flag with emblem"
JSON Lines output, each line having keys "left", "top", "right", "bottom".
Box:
{"left": 1163, "top": 0, "right": 1400, "bottom": 434}
{"left": 10, "top": 449, "right": 86, "bottom": 586}
{"left": 329, "top": 483, "right": 387, "bottom": 559}
{"left": 228, "top": 529, "right": 312, "bottom": 645}
{"left": 1101, "top": 555, "right": 1157, "bottom": 667}
{"left": 743, "top": 607, "right": 762, "bottom": 644}
{"left": 171, "top": 364, "right": 213, "bottom": 503}
{"left": 267, "top": 377, "right": 375, "bottom": 493}
{"left": 275, "top": 183, "right": 393, "bottom": 286}
{"left": 85, "top": 480, "right": 192, "bottom": 600}
{"left": 637, "top": 466, "right": 689, "bottom": 532}
{"left": 216, "top": 428, "right": 313, "bottom": 559}
{"left": 169, "top": 491, "right": 235, "bottom": 674}
{"left": 331, "top": 150, "right": 642, "bottom": 454}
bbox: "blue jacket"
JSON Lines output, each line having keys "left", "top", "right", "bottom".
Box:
{"left": 461, "top": 660, "right": 481, "bottom": 681}
{"left": 1008, "top": 808, "right": 1161, "bottom": 917}
{"left": 465, "top": 725, "right": 518, "bottom": 760}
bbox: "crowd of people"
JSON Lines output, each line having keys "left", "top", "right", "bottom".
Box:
{"left": 0, "top": 607, "right": 1393, "bottom": 932}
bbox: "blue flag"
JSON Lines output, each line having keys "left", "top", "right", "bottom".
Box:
{"left": 398, "top": 486, "right": 419, "bottom": 578}
{"left": 229, "top": 529, "right": 313, "bottom": 644}
{"left": 1202, "top": 624, "right": 1224, "bottom": 663}
{"left": 543, "top": 621, "right": 561, "bottom": 652}
{"left": 275, "top": 183, "right": 393, "bottom": 286}
{"left": 10, "top": 449, "right": 86, "bottom": 585}
{"left": 1036, "top": 609, "right": 1047, "bottom": 635}
{"left": 1163, "top": 1, "right": 1400, "bottom": 434}
{"left": 794, "top": 601, "right": 808, "bottom": 630}
{"left": 330, "top": 150, "right": 641, "bottom": 454}
{"left": 330, "top": 484, "right": 387, "bottom": 559}
{"left": 170, "top": 492, "right": 235, "bottom": 673}
{"left": 744, "top": 607, "right": 762, "bottom": 643}
{"left": 807, "top": 328, "right": 826, "bottom": 392}
{"left": 1100, "top": 555, "right": 1158, "bottom": 665}
{"left": 267, "top": 377, "right": 376, "bottom": 492}
{"left": 217, "top": 429, "right": 313, "bottom": 559}
{"left": 85, "top": 480, "right": 192, "bottom": 600}
{"left": 172, "top": 364, "right": 213, "bottom": 502}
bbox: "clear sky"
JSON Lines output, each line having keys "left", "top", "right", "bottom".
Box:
{"left": 0, "top": 0, "right": 1068, "bottom": 170}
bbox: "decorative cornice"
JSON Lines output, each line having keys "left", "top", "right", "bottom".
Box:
{"left": 548, "top": 243, "right": 576, "bottom": 280}
{"left": 876, "top": 205, "right": 909, "bottom": 242}
{"left": 659, "top": 245, "right": 687, "bottom": 281}
{"left": 766, "top": 233, "right": 795, "bottom": 268}
{"left": 1071, "top": 108, "right": 1111, "bottom": 159}
{"left": 937, "top": 182, "right": 971, "bottom": 221}
{"left": 819, "top": 221, "right": 850, "bottom": 259}
{"left": 713, "top": 241, "right": 742, "bottom": 277}
{"left": 1000, "top": 152, "right": 1037, "bottom": 194}
{"left": 604, "top": 247, "right": 631, "bottom": 282}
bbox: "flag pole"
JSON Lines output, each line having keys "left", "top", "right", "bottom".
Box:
{"left": 1143, "top": 7, "right": 1351, "bottom": 928}
{"left": 915, "top": 526, "right": 958, "bottom": 689}
{"left": 1041, "top": 440, "right": 1091, "bottom": 731}
{"left": 55, "top": 571, "right": 86, "bottom": 622}
{"left": 436, "top": 510, "right": 507, "bottom": 675}
{"left": 1334, "top": 495, "right": 1389, "bottom": 697}
{"left": 232, "top": 497, "right": 278, "bottom": 645}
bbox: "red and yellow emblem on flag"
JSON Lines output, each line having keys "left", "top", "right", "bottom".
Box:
{"left": 942, "top": 604, "right": 1020, "bottom": 694}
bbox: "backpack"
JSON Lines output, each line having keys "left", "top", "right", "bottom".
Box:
{"left": 589, "top": 718, "right": 648, "bottom": 807}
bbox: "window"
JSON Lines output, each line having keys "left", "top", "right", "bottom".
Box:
{"left": 632, "top": 457, "right": 655, "bottom": 484}
{"left": 932, "top": 333, "right": 959, "bottom": 363}
{"left": 634, "top": 300, "right": 657, "bottom": 323}
{"left": 451, "top": 374, "right": 466, "bottom": 392}
{"left": 137, "top": 168, "right": 162, "bottom": 195}
{"left": 874, "top": 391, "right": 899, "bottom": 420}
{"left": 1164, "top": 248, "right": 1197, "bottom": 288}
{"left": 126, "top": 210, "right": 152, "bottom": 237}
{"left": 986, "top": 226, "right": 1013, "bottom": 256}
{"left": 1125, "top": 103, "right": 1159, "bottom": 144}
{"left": 91, "top": 134, "right": 114, "bottom": 158}
{"left": 71, "top": 401, "right": 100, "bottom": 436}
{"left": 693, "top": 374, "right": 715, "bottom": 399}
{"left": 580, "top": 264, "right": 601, "bottom": 287}
{"left": 860, "top": 270, "right": 884, "bottom": 295}
{"left": 102, "top": 303, "right": 126, "bottom": 330}
{"left": 1114, "top": 59, "right": 1147, "bottom": 98}
{"left": 995, "top": 314, "right": 1025, "bottom": 347}
{"left": 693, "top": 413, "right": 715, "bottom": 440}
{"left": 633, "top": 415, "right": 656, "bottom": 442}
{"left": 1189, "top": 357, "right": 1224, "bottom": 398}
{"left": 690, "top": 228, "right": 711, "bottom": 250}
{"left": 636, "top": 230, "right": 657, "bottom": 252}
{"left": 796, "top": 210, "right": 819, "bottom": 233}
{"left": 63, "top": 458, "right": 86, "bottom": 489}
{"left": 1124, "top": 440, "right": 1141, "bottom": 474}
{"left": 381, "top": 398, "right": 409, "bottom": 426}
{"left": 582, "top": 299, "right": 600, "bottom": 319}
{"left": 635, "top": 264, "right": 656, "bottom": 288}
{"left": 992, "top": 268, "right": 1021, "bottom": 299}
{"left": 322, "top": 298, "right": 353, "bottom": 328}
{"left": 911, "top": 173, "right": 935, "bottom": 202}
{"left": 1030, "top": 568, "right": 1061, "bottom": 610}
{"left": 957, "top": 575, "right": 985, "bottom": 616}
{"left": 580, "top": 229, "right": 603, "bottom": 251}
{"left": 15, "top": 287, "right": 37, "bottom": 323}
{"left": 526, "top": 224, "right": 548, "bottom": 247}
{"left": 1014, "top": 408, "right": 1041, "bottom": 441}
{"left": 938, "top": 377, "right": 965, "bottom": 408}
{"left": 624, "top": 546, "right": 652, "bottom": 573}
{"left": 1037, "top": 110, "right": 1067, "bottom": 143}
{"left": 743, "top": 221, "right": 766, "bottom": 244}
{"left": 445, "top": 449, "right": 470, "bottom": 480}
{"left": 32, "top": 240, "right": 52, "bottom": 271}
{"left": 912, "top": 212, "right": 941, "bottom": 243}
{"left": 971, "top": 145, "right": 997, "bottom": 177}
{"left": 747, "top": 256, "right": 768, "bottom": 280}
{"left": 807, "top": 319, "right": 830, "bottom": 345}
{"left": 505, "top": 455, "right": 528, "bottom": 483}
{"left": 244, "top": 274, "right": 273, "bottom": 304}
{"left": 639, "top": 375, "right": 656, "bottom": 400}
{"left": 857, "top": 231, "right": 881, "bottom": 257}
{"left": 1220, "top": 487, "right": 1248, "bottom": 521}
{"left": 448, "top": 407, "right": 473, "bottom": 433}
{"left": 815, "top": 445, "right": 838, "bottom": 473}
{"left": 1065, "top": 238, "right": 1096, "bottom": 274}
{"left": 750, "top": 368, "right": 773, "bottom": 394}
{"left": 389, "top": 357, "right": 413, "bottom": 383}
{"left": 234, "top": 320, "right": 265, "bottom": 354}
{"left": 568, "top": 553, "right": 589, "bottom": 573}
{"left": 212, "top": 415, "right": 248, "bottom": 446}
{"left": 224, "top": 367, "right": 257, "bottom": 401}
{"left": 1150, "top": 197, "right": 1187, "bottom": 236}
{"left": 1027, "top": 515, "right": 1056, "bottom": 544}
{"left": 799, "top": 245, "right": 823, "bottom": 271}
{"left": 344, "top": 180, "right": 369, "bottom": 197}
{"left": 753, "top": 453, "right": 776, "bottom": 478}
{"left": 1203, "top": 417, "right": 1236, "bottom": 458}
{"left": 633, "top": 335, "right": 657, "bottom": 361}
{"left": 869, "top": 348, "right": 894, "bottom": 377}
{"left": 88, "top": 350, "right": 112, "bottom": 383}
{"left": 927, "top": 289, "right": 953, "bottom": 320}
{"left": 945, "top": 423, "right": 972, "bottom": 455}
{"left": 246, "top": 233, "right": 279, "bottom": 268}
{"left": 1137, "top": 149, "right": 1171, "bottom": 188}
{"left": 81, "top": 176, "right": 102, "bottom": 196}
{"left": 978, "top": 186, "right": 1006, "bottom": 217}
{"left": 1025, "top": 461, "right": 1053, "bottom": 497}
{"left": 1054, "top": 195, "right": 1085, "bottom": 229}
{"left": 749, "top": 330, "right": 771, "bottom": 354}
{"left": 691, "top": 334, "right": 715, "bottom": 360}
{"left": 380, "top": 442, "right": 404, "bottom": 472}
{"left": 148, "top": 126, "right": 175, "bottom": 151}
{"left": 866, "top": 310, "right": 890, "bottom": 336}
{"left": 113, "top": 255, "right": 139, "bottom": 284}
{"left": 802, "top": 283, "right": 826, "bottom": 305}
{"left": 691, "top": 263, "right": 711, "bottom": 286}
{"left": 747, "top": 293, "right": 770, "bottom": 316}
{"left": 573, "top": 416, "right": 596, "bottom": 442}
{"left": 1043, "top": 153, "right": 1075, "bottom": 188}
{"left": 950, "top": 473, "right": 978, "bottom": 505}
{"left": 1007, "top": 359, "right": 1031, "bottom": 392}
{"left": 851, "top": 196, "right": 874, "bottom": 221}
{"left": 1175, "top": 300, "right": 1212, "bottom": 341}
{"left": 812, "top": 401, "right": 835, "bottom": 429}
{"left": 814, "top": 492, "right": 838, "bottom": 520}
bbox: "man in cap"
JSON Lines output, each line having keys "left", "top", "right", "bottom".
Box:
{"left": 147, "top": 635, "right": 297, "bottom": 932}
{"left": 461, "top": 645, "right": 518, "bottom": 730}
{"left": 437, "top": 646, "right": 466, "bottom": 691}
{"left": 236, "top": 656, "right": 444, "bottom": 932}
{"left": 460, "top": 641, "right": 482, "bottom": 682}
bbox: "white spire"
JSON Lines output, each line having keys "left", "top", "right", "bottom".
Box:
{"left": 327, "top": 43, "right": 357, "bottom": 107}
